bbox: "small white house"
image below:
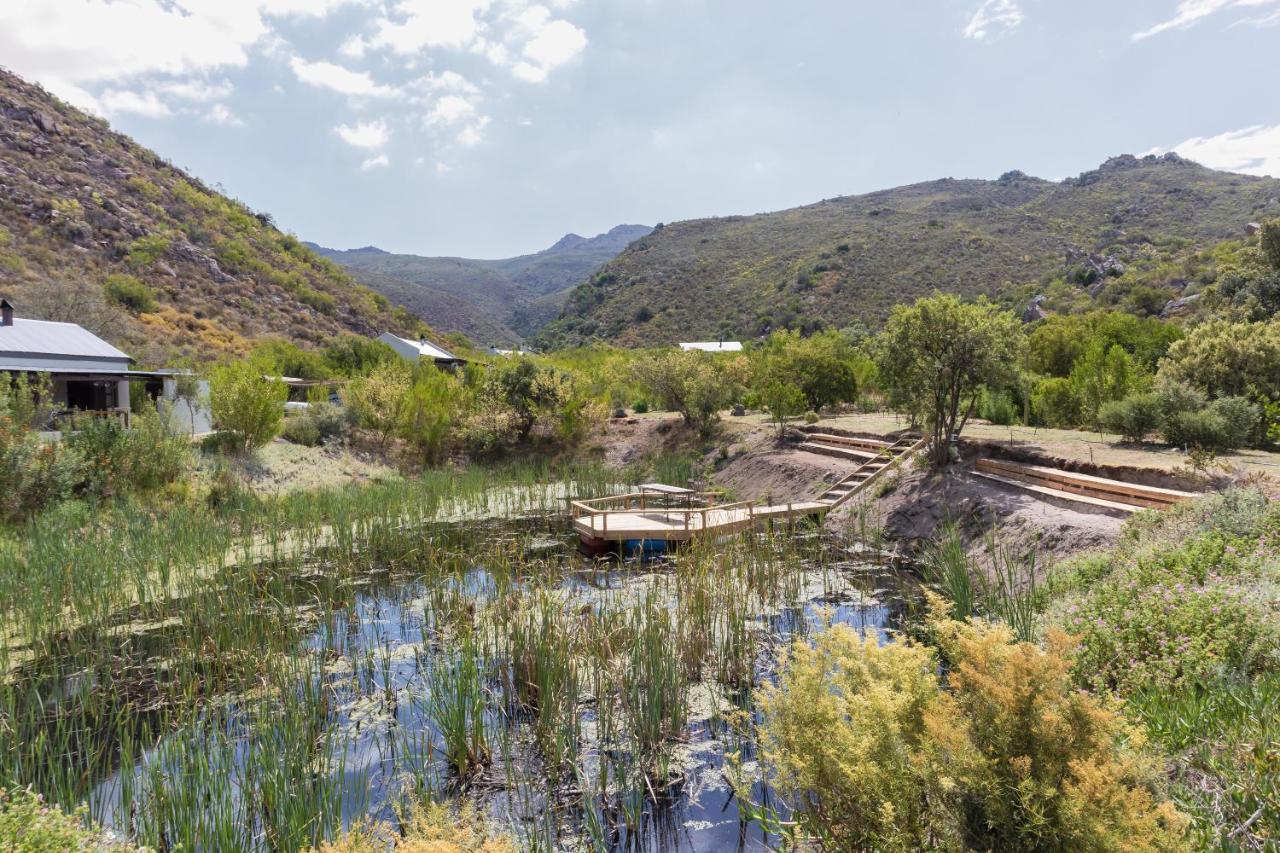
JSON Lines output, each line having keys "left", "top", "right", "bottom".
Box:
{"left": 678, "top": 341, "right": 743, "bottom": 353}
{"left": 0, "top": 298, "right": 207, "bottom": 430}
{"left": 377, "top": 332, "right": 467, "bottom": 368}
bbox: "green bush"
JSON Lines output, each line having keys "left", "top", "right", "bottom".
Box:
{"left": 631, "top": 398, "right": 650, "bottom": 414}
{"left": 1163, "top": 409, "right": 1231, "bottom": 451}
{"left": 1206, "top": 395, "right": 1261, "bottom": 450}
{"left": 979, "top": 388, "right": 1018, "bottom": 425}
{"left": 0, "top": 786, "right": 135, "bottom": 851}
{"left": 103, "top": 274, "right": 157, "bottom": 313}
{"left": 209, "top": 361, "right": 287, "bottom": 453}
{"left": 803, "top": 410, "right": 819, "bottom": 424}
{"left": 1099, "top": 393, "right": 1160, "bottom": 443}
{"left": 63, "top": 407, "right": 190, "bottom": 498}
{"left": 281, "top": 415, "right": 321, "bottom": 447}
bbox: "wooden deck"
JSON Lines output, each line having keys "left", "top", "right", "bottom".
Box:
{"left": 571, "top": 493, "right": 828, "bottom": 542}
{"left": 973, "top": 458, "right": 1199, "bottom": 514}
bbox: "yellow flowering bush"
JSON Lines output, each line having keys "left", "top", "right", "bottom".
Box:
{"left": 758, "top": 606, "right": 1187, "bottom": 851}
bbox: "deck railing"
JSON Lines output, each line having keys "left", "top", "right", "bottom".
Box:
{"left": 569, "top": 495, "right": 757, "bottom": 536}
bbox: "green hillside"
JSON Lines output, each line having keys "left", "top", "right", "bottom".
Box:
{"left": 309, "top": 224, "right": 650, "bottom": 345}
{"left": 0, "top": 69, "right": 426, "bottom": 364}
{"left": 536, "top": 157, "right": 1280, "bottom": 347}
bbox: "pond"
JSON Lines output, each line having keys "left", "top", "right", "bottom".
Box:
{"left": 5, "top": 499, "right": 917, "bottom": 851}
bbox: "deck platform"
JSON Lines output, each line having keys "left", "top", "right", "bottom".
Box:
{"left": 571, "top": 492, "right": 828, "bottom": 543}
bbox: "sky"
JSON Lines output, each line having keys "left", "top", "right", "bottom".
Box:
{"left": 2, "top": 0, "right": 1279, "bottom": 258}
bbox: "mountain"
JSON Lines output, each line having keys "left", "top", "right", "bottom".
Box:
{"left": 309, "top": 224, "right": 651, "bottom": 345}
{"left": 0, "top": 69, "right": 427, "bottom": 364}
{"left": 535, "top": 157, "right": 1280, "bottom": 347}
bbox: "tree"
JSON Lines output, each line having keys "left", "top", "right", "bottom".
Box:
{"left": 1158, "top": 318, "right": 1280, "bottom": 402}
{"left": 1069, "top": 341, "right": 1139, "bottom": 429}
{"left": 876, "top": 294, "right": 1024, "bottom": 466}
{"left": 209, "top": 361, "right": 287, "bottom": 452}
{"left": 752, "top": 330, "right": 861, "bottom": 411}
{"left": 480, "top": 358, "right": 572, "bottom": 442}
{"left": 630, "top": 350, "right": 736, "bottom": 435}
{"left": 347, "top": 361, "right": 412, "bottom": 449}
{"left": 758, "top": 379, "right": 807, "bottom": 437}
{"left": 1262, "top": 219, "right": 1280, "bottom": 271}
{"left": 324, "top": 335, "right": 401, "bottom": 377}
{"left": 399, "top": 368, "right": 463, "bottom": 463}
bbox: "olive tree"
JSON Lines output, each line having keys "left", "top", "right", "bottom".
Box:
{"left": 876, "top": 294, "right": 1024, "bottom": 466}
{"left": 630, "top": 350, "right": 736, "bottom": 435}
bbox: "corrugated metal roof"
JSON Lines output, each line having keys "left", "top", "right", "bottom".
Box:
{"left": 0, "top": 318, "right": 131, "bottom": 361}
{"left": 679, "top": 341, "right": 743, "bottom": 353}
{"left": 383, "top": 333, "right": 462, "bottom": 362}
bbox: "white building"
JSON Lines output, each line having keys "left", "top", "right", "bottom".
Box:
{"left": 377, "top": 332, "right": 467, "bottom": 368}
{"left": 0, "top": 299, "right": 208, "bottom": 431}
{"left": 678, "top": 341, "right": 743, "bottom": 353}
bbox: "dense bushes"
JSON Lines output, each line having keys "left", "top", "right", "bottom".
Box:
{"left": 630, "top": 350, "right": 738, "bottom": 435}
{"left": 758, "top": 609, "right": 1186, "bottom": 850}
{"left": 1099, "top": 392, "right": 1160, "bottom": 443}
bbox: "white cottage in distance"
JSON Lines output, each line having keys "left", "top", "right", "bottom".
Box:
{"left": 678, "top": 341, "right": 743, "bottom": 353}
{"left": 377, "top": 332, "right": 467, "bottom": 369}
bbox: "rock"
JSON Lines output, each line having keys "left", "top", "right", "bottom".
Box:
{"left": 731, "top": 404, "right": 746, "bottom": 417}
{"left": 32, "top": 112, "right": 59, "bottom": 135}
{"left": 611, "top": 407, "right": 627, "bottom": 419}
{"left": 1161, "top": 293, "right": 1201, "bottom": 317}
{"left": 1021, "top": 294, "right": 1049, "bottom": 323}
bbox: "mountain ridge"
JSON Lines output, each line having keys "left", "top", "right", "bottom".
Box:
{"left": 534, "top": 154, "right": 1280, "bottom": 347}
{"left": 308, "top": 224, "right": 652, "bottom": 344}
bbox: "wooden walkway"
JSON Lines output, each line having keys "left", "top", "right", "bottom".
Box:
{"left": 571, "top": 492, "right": 828, "bottom": 543}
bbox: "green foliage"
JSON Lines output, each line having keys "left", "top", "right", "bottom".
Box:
{"left": 0, "top": 377, "right": 82, "bottom": 523}
{"left": 751, "top": 330, "right": 863, "bottom": 411}
{"left": 399, "top": 368, "right": 465, "bottom": 463}
{"left": 758, "top": 611, "right": 1186, "bottom": 851}
{"left": 630, "top": 350, "right": 737, "bottom": 435}
{"left": 1159, "top": 318, "right": 1280, "bottom": 402}
{"left": 346, "top": 361, "right": 412, "bottom": 449}
{"left": 125, "top": 232, "right": 170, "bottom": 268}
{"left": 322, "top": 335, "right": 400, "bottom": 377}
{"left": 1031, "top": 376, "right": 1081, "bottom": 427}
{"left": 1069, "top": 341, "right": 1142, "bottom": 428}
{"left": 1028, "top": 312, "right": 1181, "bottom": 379}
{"left": 208, "top": 360, "right": 287, "bottom": 452}
{"left": 758, "top": 379, "right": 806, "bottom": 435}
{"left": 63, "top": 407, "right": 190, "bottom": 498}
{"left": 1261, "top": 220, "right": 1280, "bottom": 271}
{"left": 1099, "top": 393, "right": 1161, "bottom": 443}
{"left": 0, "top": 786, "right": 133, "bottom": 852}
{"left": 876, "top": 294, "right": 1024, "bottom": 465}
{"left": 250, "top": 339, "right": 329, "bottom": 380}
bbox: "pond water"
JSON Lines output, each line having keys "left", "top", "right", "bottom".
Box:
{"left": 21, "top": 509, "right": 916, "bottom": 851}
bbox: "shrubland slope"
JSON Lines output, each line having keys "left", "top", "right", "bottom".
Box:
{"left": 536, "top": 157, "right": 1280, "bottom": 347}
{"left": 0, "top": 69, "right": 426, "bottom": 364}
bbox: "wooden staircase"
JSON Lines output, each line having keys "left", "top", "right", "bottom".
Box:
{"left": 814, "top": 434, "right": 925, "bottom": 508}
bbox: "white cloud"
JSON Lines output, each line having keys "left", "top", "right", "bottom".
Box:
{"left": 158, "top": 79, "right": 235, "bottom": 102}
{"left": 435, "top": 160, "right": 453, "bottom": 174}
{"left": 1148, "top": 123, "right": 1280, "bottom": 177}
{"left": 99, "top": 88, "right": 171, "bottom": 118}
{"left": 425, "top": 94, "right": 478, "bottom": 125}
{"left": 963, "top": 0, "right": 1023, "bottom": 40}
{"left": 368, "top": 0, "right": 491, "bottom": 54}
{"left": 360, "top": 153, "right": 390, "bottom": 170}
{"left": 334, "top": 118, "right": 391, "bottom": 149}
{"left": 289, "top": 56, "right": 400, "bottom": 98}
{"left": 203, "top": 103, "right": 244, "bottom": 126}
{"left": 1133, "top": 0, "right": 1280, "bottom": 40}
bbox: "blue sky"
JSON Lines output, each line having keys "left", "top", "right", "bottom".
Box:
{"left": 3, "top": 0, "right": 1279, "bottom": 257}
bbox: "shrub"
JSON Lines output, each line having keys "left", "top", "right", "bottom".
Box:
{"left": 0, "top": 376, "right": 83, "bottom": 521}
{"left": 281, "top": 415, "right": 321, "bottom": 447}
{"left": 1100, "top": 393, "right": 1160, "bottom": 443}
{"left": 103, "top": 274, "right": 157, "bottom": 313}
{"left": 803, "top": 410, "right": 820, "bottom": 424}
{"left": 631, "top": 350, "right": 736, "bottom": 435}
{"left": 126, "top": 232, "right": 170, "bottom": 268}
{"left": 631, "top": 398, "right": 650, "bottom": 414}
{"left": 317, "top": 797, "right": 513, "bottom": 852}
{"left": 209, "top": 361, "right": 287, "bottom": 453}
{"left": 0, "top": 786, "right": 137, "bottom": 851}
{"left": 1206, "top": 395, "right": 1260, "bottom": 450}
{"left": 1162, "top": 409, "right": 1230, "bottom": 451}
{"left": 979, "top": 387, "right": 1018, "bottom": 425}
{"left": 347, "top": 362, "right": 412, "bottom": 449}
{"left": 399, "top": 369, "right": 464, "bottom": 463}
{"left": 757, "top": 612, "right": 1186, "bottom": 850}
{"left": 63, "top": 407, "right": 189, "bottom": 498}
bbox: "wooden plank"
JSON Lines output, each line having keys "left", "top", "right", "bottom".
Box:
{"left": 798, "top": 442, "right": 880, "bottom": 462}
{"left": 972, "top": 471, "right": 1139, "bottom": 514}
{"left": 804, "top": 433, "right": 891, "bottom": 450}
{"left": 975, "top": 459, "right": 1196, "bottom": 506}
